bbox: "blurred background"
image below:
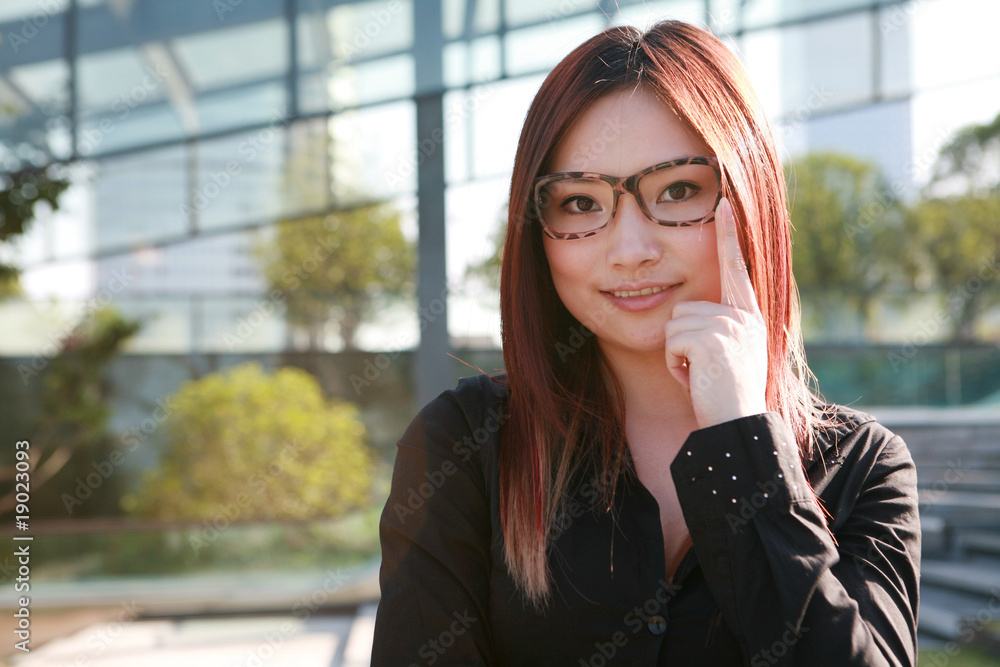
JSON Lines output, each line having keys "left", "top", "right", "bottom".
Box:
{"left": 0, "top": 0, "right": 998, "bottom": 664}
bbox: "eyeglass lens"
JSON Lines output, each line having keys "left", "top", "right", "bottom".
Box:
{"left": 537, "top": 162, "right": 719, "bottom": 236}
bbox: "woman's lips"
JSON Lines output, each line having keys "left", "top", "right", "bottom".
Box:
{"left": 609, "top": 285, "right": 672, "bottom": 298}
{"left": 602, "top": 283, "right": 680, "bottom": 312}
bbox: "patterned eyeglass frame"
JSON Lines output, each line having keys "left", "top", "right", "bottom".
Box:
{"left": 531, "top": 156, "right": 722, "bottom": 240}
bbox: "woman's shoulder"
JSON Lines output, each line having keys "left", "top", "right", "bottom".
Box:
{"left": 399, "top": 373, "right": 509, "bottom": 461}
{"left": 415, "top": 372, "right": 508, "bottom": 426}
{"left": 810, "top": 402, "right": 912, "bottom": 470}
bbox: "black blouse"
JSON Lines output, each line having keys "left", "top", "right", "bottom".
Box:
{"left": 371, "top": 374, "right": 920, "bottom": 666}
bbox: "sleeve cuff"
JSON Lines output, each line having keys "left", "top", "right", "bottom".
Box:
{"left": 669, "top": 412, "right": 814, "bottom": 529}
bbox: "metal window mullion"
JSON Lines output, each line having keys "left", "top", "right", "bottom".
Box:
{"left": 414, "top": 0, "right": 452, "bottom": 408}
{"left": 870, "top": 4, "right": 883, "bottom": 102}
{"left": 286, "top": 0, "right": 299, "bottom": 120}
{"left": 67, "top": 0, "right": 78, "bottom": 160}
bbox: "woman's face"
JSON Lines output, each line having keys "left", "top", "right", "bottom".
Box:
{"left": 541, "top": 87, "right": 723, "bottom": 360}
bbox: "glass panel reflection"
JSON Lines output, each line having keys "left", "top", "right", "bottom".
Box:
{"left": 742, "top": 0, "right": 875, "bottom": 30}
{"left": 189, "top": 123, "right": 288, "bottom": 233}
{"left": 443, "top": 36, "right": 501, "bottom": 89}
{"left": 329, "top": 54, "right": 414, "bottom": 109}
{"left": 469, "top": 76, "right": 538, "bottom": 179}
{"left": 1, "top": 0, "right": 69, "bottom": 159}
{"left": 0, "top": 0, "right": 67, "bottom": 23}
{"left": 92, "top": 144, "right": 187, "bottom": 251}
{"left": 879, "top": 4, "right": 911, "bottom": 99}
{"left": 504, "top": 15, "right": 604, "bottom": 76}
{"left": 327, "top": 0, "right": 413, "bottom": 63}
{"left": 172, "top": 19, "right": 287, "bottom": 92}
{"left": 1, "top": 59, "right": 71, "bottom": 159}
{"left": 329, "top": 100, "right": 416, "bottom": 201}
{"left": 780, "top": 12, "right": 872, "bottom": 113}
{"left": 610, "top": 0, "right": 703, "bottom": 28}
{"left": 298, "top": 0, "right": 414, "bottom": 113}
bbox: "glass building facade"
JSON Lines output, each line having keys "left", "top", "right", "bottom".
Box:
{"left": 3, "top": 0, "right": 1000, "bottom": 404}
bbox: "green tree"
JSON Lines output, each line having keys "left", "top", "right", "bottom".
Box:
{"left": 0, "top": 165, "right": 71, "bottom": 296}
{"left": 785, "top": 152, "right": 904, "bottom": 338}
{"left": 907, "top": 112, "right": 1000, "bottom": 341}
{"left": 254, "top": 204, "right": 414, "bottom": 350}
{"left": 928, "top": 110, "right": 1000, "bottom": 197}
{"left": 464, "top": 203, "right": 507, "bottom": 294}
{"left": 0, "top": 307, "right": 141, "bottom": 516}
{"left": 905, "top": 195, "right": 1000, "bottom": 341}
{"left": 127, "top": 362, "right": 373, "bottom": 520}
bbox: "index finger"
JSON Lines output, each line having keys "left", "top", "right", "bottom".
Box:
{"left": 716, "top": 197, "right": 761, "bottom": 314}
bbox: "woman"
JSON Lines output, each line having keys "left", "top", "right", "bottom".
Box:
{"left": 372, "top": 19, "right": 920, "bottom": 666}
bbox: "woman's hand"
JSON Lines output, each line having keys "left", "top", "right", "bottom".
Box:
{"left": 664, "top": 197, "right": 769, "bottom": 429}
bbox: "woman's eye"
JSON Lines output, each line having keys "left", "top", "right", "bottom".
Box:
{"left": 564, "top": 196, "right": 600, "bottom": 213}
{"left": 661, "top": 182, "right": 699, "bottom": 202}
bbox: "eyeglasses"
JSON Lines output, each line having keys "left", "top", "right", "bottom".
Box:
{"left": 532, "top": 156, "right": 721, "bottom": 240}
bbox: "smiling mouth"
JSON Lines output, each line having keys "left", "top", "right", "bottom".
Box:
{"left": 609, "top": 285, "right": 673, "bottom": 298}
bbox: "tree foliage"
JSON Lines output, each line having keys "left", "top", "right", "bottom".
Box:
{"left": 254, "top": 204, "right": 414, "bottom": 350}
{"left": 909, "top": 112, "right": 1000, "bottom": 341}
{"left": 127, "top": 362, "right": 373, "bottom": 520}
{"left": 0, "top": 307, "right": 141, "bottom": 516}
{"left": 463, "top": 203, "right": 507, "bottom": 296}
{"left": 905, "top": 195, "right": 1000, "bottom": 341}
{"left": 786, "top": 152, "right": 904, "bottom": 335}
{"left": 0, "top": 165, "right": 72, "bottom": 296}
{"left": 928, "top": 110, "right": 1000, "bottom": 197}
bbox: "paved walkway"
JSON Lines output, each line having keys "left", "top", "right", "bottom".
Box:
{"left": 5, "top": 604, "right": 377, "bottom": 667}
{"left": 0, "top": 561, "right": 381, "bottom": 666}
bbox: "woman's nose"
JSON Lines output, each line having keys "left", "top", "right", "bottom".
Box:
{"left": 604, "top": 192, "right": 662, "bottom": 269}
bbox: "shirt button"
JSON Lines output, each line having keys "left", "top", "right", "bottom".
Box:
{"left": 648, "top": 615, "right": 667, "bottom": 635}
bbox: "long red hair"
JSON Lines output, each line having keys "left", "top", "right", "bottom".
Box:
{"left": 499, "top": 20, "right": 823, "bottom": 609}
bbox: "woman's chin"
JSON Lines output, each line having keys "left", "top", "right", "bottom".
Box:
{"left": 597, "top": 333, "right": 666, "bottom": 359}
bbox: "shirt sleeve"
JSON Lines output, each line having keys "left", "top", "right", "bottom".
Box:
{"left": 370, "top": 384, "right": 495, "bottom": 667}
{"left": 670, "top": 412, "right": 920, "bottom": 667}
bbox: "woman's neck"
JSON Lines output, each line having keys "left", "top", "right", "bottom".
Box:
{"left": 601, "top": 344, "right": 697, "bottom": 430}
